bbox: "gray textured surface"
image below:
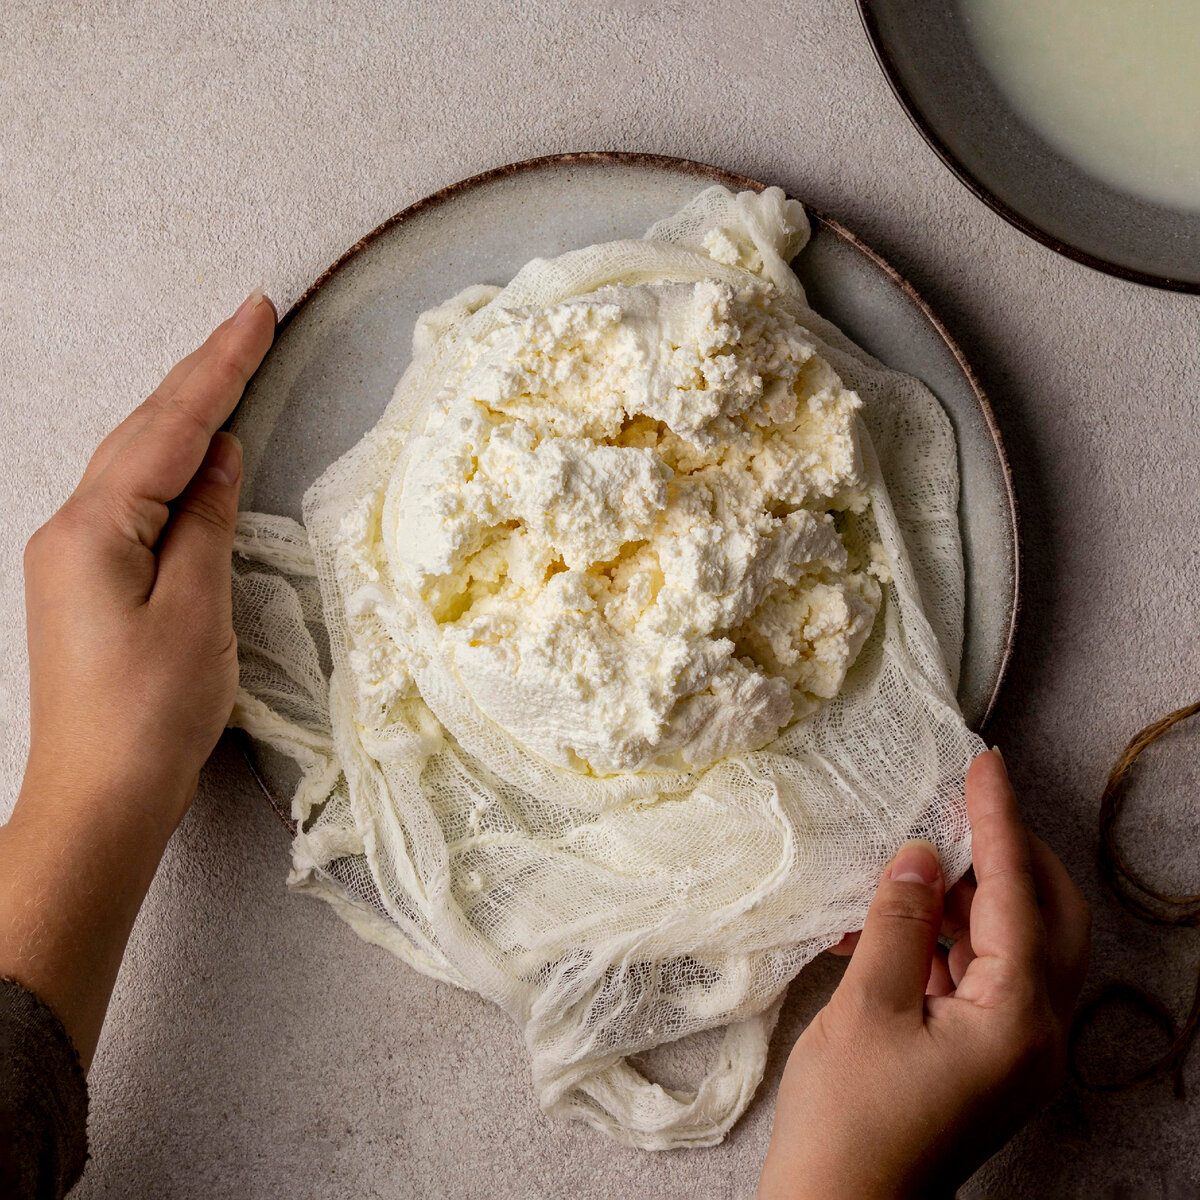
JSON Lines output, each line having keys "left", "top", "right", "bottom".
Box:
{"left": 1, "top": 3, "right": 1198, "bottom": 1197}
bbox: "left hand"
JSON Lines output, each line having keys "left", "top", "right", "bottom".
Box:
{"left": 21, "top": 289, "right": 276, "bottom": 832}
{"left": 0, "top": 290, "right": 276, "bottom": 1069}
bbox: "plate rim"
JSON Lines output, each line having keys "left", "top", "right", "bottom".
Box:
{"left": 856, "top": 0, "right": 1200, "bottom": 295}
{"left": 239, "top": 150, "right": 1021, "bottom": 830}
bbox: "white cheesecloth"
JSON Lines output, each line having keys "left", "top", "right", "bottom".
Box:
{"left": 229, "top": 186, "right": 985, "bottom": 1150}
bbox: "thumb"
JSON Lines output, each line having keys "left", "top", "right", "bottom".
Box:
{"left": 154, "top": 432, "right": 243, "bottom": 612}
{"left": 839, "top": 839, "right": 945, "bottom": 1019}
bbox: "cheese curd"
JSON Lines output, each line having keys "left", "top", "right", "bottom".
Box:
{"left": 383, "top": 276, "right": 881, "bottom": 774}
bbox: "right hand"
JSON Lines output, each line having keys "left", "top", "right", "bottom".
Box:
{"left": 758, "top": 750, "right": 1091, "bottom": 1198}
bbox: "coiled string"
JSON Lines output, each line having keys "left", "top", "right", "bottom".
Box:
{"left": 1069, "top": 699, "right": 1200, "bottom": 1096}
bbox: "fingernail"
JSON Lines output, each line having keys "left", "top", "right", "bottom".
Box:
{"left": 991, "top": 745, "right": 1006, "bottom": 769}
{"left": 232, "top": 287, "right": 273, "bottom": 326}
{"left": 889, "top": 839, "right": 941, "bottom": 885}
{"left": 204, "top": 432, "right": 242, "bottom": 486}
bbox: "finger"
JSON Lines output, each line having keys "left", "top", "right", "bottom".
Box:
{"left": 926, "top": 946, "right": 955, "bottom": 997}
{"left": 830, "top": 880, "right": 971, "bottom": 962}
{"left": 938, "top": 878, "right": 977, "bottom": 990}
{"left": 76, "top": 313, "right": 243, "bottom": 489}
{"left": 89, "top": 291, "right": 273, "bottom": 545}
{"left": 961, "top": 750, "right": 1044, "bottom": 972}
{"left": 941, "top": 876, "right": 976, "bottom": 942}
{"left": 839, "top": 839, "right": 944, "bottom": 1019}
{"left": 1028, "top": 832, "right": 1091, "bottom": 1020}
{"left": 828, "top": 931, "right": 860, "bottom": 957}
{"left": 153, "top": 432, "right": 243, "bottom": 614}
{"left": 948, "top": 931, "right": 976, "bottom": 988}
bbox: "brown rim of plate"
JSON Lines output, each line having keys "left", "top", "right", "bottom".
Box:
{"left": 236, "top": 150, "right": 1021, "bottom": 833}
{"left": 856, "top": 1, "right": 1200, "bottom": 295}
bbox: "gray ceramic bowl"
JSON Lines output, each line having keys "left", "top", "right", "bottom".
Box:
{"left": 859, "top": 0, "right": 1200, "bottom": 291}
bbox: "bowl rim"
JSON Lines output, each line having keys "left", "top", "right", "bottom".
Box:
{"left": 856, "top": 0, "right": 1200, "bottom": 294}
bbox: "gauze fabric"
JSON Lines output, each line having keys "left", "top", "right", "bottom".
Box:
{"left": 229, "top": 186, "right": 984, "bottom": 1150}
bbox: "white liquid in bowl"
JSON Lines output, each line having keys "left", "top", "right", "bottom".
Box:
{"left": 962, "top": 0, "right": 1200, "bottom": 211}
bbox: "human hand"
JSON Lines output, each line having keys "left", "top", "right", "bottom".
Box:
{"left": 21, "top": 290, "right": 275, "bottom": 833}
{"left": 757, "top": 750, "right": 1091, "bottom": 1199}
{"left": 1, "top": 290, "right": 274, "bottom": 1068}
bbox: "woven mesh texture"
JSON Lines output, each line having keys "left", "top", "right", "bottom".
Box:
{"left": 230, "top": 186, "right": 983, "bottom": 1149}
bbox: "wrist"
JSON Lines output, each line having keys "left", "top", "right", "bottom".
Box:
{"left": 761, "top": 1059, "right": 954, "bottom": 1200}
{"left": 19, "top": 741, "right": 196, "bottom": 846}
{"left": 760, "top": 1151, "right": 915, "bottom": 1200}
{"left": 1, "top": 747, "right": 195, "bottom": 1073}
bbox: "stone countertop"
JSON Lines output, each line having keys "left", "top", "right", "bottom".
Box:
{"left": 2, "top": 3, "right": 1198, "bottom": 1196}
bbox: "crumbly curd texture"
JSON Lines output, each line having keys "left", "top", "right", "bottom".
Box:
{"left": 391, "top": 276, "right": 883, "bottom": 774}
{"left": 230, "top": 185, "right": 983, "bottom": 1152}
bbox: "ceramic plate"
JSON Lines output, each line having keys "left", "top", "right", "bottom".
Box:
{"left": 229, "top": 152, "right": 1019, "bottom": 825}
{"left": 858, "top": 0, "right": 1200, "bottom": 292}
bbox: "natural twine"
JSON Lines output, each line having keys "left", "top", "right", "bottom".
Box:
{"left": 1068, "top": 699, "right": 1200, "bottom": 1096}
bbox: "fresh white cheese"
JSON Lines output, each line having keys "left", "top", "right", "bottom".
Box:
{"left": 359, "top": 274, "right": 880, "bottom": 775}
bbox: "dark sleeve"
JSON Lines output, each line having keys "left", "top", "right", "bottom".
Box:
{"left": 0, "top": 978, "right": 88, "bottom": 1199}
